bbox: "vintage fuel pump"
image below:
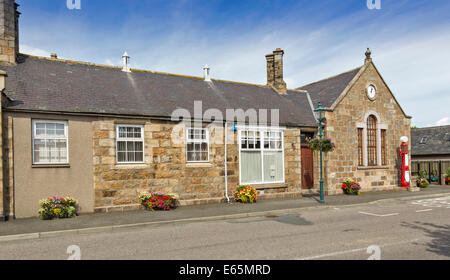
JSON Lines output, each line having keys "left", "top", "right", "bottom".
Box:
{"left": 399, "top": 136, "right": 410, "bottom": 188}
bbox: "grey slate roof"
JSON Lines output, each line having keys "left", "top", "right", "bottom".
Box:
{"left": 0, "top": 54, "right": 317, "bottom": 127}
{"left": 297, "top": 67, "right": 362, "bottom": 108}
{"left": 411, "top": 125, "right": 450, "bottom": 156}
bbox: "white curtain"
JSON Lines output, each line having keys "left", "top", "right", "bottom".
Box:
{"left": 241, "top": 151, "right": 262, "bottom": 183}
{"left": 263, "top": 151, "right": 283, "bottom": 182}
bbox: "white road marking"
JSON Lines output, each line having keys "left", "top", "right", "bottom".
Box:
{"left": 411, "top": 196, "right": 450, "bottom": 208}
{"left": 415, "top": 209, "right": 433, "bottom": 213}
{"left": 358, "top": 211, "right": 399, "bottom": 217}
{"left": 295, "top": 239, "right": 420, "bottom": 260}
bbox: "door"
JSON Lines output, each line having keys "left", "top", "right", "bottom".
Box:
{"left": 301, "top": 146, "right": 314, "bottom": 189}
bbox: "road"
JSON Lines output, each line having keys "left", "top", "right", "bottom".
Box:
{"left": 1, "top": 195, "right": 449, "bottom": 260}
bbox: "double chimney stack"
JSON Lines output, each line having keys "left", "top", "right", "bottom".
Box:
{"left": 266, "top": 48, "right": 287, "bottom": 94}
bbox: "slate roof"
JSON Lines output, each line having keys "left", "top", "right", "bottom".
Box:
{"left": 0, "top": 54, "right": 317, "bottom": 127}
{"left": 411, "top": 125, "right": 450, "bottom": 156}
{"left": 297, "top": 67, "right": 362, "bottom": 108}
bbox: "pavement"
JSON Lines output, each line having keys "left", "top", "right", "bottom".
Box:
{"left": 1, "top": 185, "right": 450, "bottom": 242}
{"left": 2, "top": 188, "right": 450, "bottom": 260}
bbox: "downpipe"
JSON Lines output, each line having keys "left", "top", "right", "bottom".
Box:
{"left": 224, "top": 122, "right": 230, "bottom": 204}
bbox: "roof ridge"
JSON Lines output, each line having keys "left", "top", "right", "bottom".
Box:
{"left": 297, "top": 66, "right": 363, "bottom": 89}
{"left": 20, "top": 53, "right": 270, "bottom": 89}
{"left": 413, "top": 125, "right": 450, "bottom": 130}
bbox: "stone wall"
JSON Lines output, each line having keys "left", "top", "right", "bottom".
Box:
{"left": 0, "top": 98, "right": 2, "bottom": 219}
{"left": 0, "top": 0, "right": 18, "bottom": 65}
{"left": 92, "top": 118, "right": 302, "bottom": 212}
{"left": 1, "top": 114, "right": 13, "bottom": 218}
{"left": 323, "top": 62, "right": 411, "bottom": 195}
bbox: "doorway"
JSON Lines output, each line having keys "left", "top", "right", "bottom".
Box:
{"left": 301, "top": 132, "right": 315, "bottom": 190}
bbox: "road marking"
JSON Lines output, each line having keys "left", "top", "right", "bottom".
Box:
{"left": 411, "top": 196, "right": 450, "bottom": 208}
{"left": 295, "top": 239, "right": 420, "bottom": 260}
{"left": 358, "top": 211, "right": 399, "bottom": 217}
{"left": 415, "top": 209, "right": 432, "bottom": 213}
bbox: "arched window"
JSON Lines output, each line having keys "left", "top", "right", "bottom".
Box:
{"left": 367, "top": 115, "right": 377, "bottom": 166}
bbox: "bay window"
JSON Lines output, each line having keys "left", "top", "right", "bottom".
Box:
{"left": 239, "top": 128, "right": 284, "bottom": 184}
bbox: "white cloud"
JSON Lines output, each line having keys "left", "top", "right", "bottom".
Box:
{"left": 20, "top": 44, "right": 51, "bottom": 57}
{"left": 17, "top": 1, "right": 450, "bottom": 128}
{"left": 435, "top": 117, "right": 450, "bottom": 126}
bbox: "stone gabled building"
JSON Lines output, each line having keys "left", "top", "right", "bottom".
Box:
{"left": 0, "top": 0, "right": 411, "bottom": 219}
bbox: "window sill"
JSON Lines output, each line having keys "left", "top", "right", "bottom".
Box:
{"left": 32, "top": 164, "right": 70, "bottom": 169}
{"left": 357, "top": 166, "right": 389, "bottom": 170}
{"left": 186, "top": 162, "right": 212, "bottom": 168}
{"left": 114, "top": 163, "right": 149, "bottom": 169}
{"left": 246, "top": 183, "right": 288, "bottom": 190}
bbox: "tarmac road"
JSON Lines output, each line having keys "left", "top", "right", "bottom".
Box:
{"left": 0, "top": 195, "right": 449, "bottom": 260}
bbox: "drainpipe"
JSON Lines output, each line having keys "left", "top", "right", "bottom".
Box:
{"left": 224, "top": 122, "right": 230, "bottom": 203}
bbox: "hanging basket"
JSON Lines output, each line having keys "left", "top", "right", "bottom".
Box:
{"left": 307, "top": 138, "right": 335, "bottom": 153}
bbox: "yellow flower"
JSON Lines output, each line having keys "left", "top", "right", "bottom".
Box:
{"left": 53, "top": 208, "right": 61, "bottom": 216}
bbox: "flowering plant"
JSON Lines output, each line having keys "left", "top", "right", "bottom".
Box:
{"left": 416, "top": 171, "right": 429, "bottom": 188}
{"left": 307, "top": 137, "right": 335, "bottom": 153}
{"left": 341, "top": 178, "right": 361, "bottom": 195}
{"left": 234, "top": 186, "right": 258, "bottom": 203}
{"left": 139, "top": 192, "right": 178, "bottom": 211}
{"left": 38, "top": 196, "right": 78, "bottom": 220}
{"left": 445, "top": 168, "right": 450, "bottom": 185}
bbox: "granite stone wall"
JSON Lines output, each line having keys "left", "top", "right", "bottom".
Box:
{"left": 92, "top": 118, "right": 303, "bottom": 212}
{"left": 0, "top": 0, "right": 18, "bottom": 65}
{"left": 322, "top": 62, "right": 411, "bottom": 195}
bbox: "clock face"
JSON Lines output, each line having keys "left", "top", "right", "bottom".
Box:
{"left": 367, "top": 85, "right": 376, "bottom": 99}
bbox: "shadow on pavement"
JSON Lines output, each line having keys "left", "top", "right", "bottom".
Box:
{"left": 227, "top": 213, "right": 313, "bottom": 227}
{"left": 401, "top": 221, "right": 450, "bottom": 258}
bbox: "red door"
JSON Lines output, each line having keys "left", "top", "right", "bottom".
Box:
{"left": 301, "top": 147, "right": 314, "bottom": 189}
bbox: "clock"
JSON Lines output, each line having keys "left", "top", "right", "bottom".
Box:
{"left": 367, "top": 85, "right": 376, "bottom": 100}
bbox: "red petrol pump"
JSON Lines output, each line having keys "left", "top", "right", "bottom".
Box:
{"left": 399, "top": 136, "right": 410, "bottom": 188}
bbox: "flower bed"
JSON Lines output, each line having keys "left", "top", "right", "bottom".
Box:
{"left": 234, "top": 186, "right": 258, "bottom": 203}
{"left": 38, "top": 196, "right": 79, "bottom": 220}
{"left": 416, "top": 178, "right": 429, "bottom": 188}
{"left": 341, "top": 178, "right": 361, "bottom": 195}
{"left": 416, "top": 171, "right": 430, "bottom": 188}
{"left": 139, "top": 192, "right": 178, "bottom": 211}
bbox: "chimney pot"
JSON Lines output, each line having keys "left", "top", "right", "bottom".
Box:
{"left": 203, "top": 64, "right": 211, "bottom": 82}
{"left": 122, "top": 51, "right": 131, "bottom": 72}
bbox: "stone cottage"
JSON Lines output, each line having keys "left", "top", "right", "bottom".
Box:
{"left": 0, "top": 0, "right": 411, "bottom": 219}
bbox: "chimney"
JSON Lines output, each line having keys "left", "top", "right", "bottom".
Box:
{"left": 266, "top": 48, "right": 287, "bottom": 94}
{"left": 203, "top": 64, "right": 211, "bottom": 82}
{"left": 0, "top": 0, "right": 20, "bottom": 65}
{"left": 122, "top": 51, "right": 131, "bottom": 72}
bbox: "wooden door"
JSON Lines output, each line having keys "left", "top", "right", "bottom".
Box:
{"left": 301, "top": 146, "right": 314, "bottom": 189}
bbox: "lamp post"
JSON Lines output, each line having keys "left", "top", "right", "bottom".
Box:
{"left": 314, "top": 102, "right": 327, "bottom": 204}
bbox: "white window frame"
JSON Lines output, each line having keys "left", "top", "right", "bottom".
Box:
{"left": 238, "top": 126, "right": 285, "bottom": 185}
{"left": 32, "top": 119, "right": 69, "bottom": 165}
{"left": 186, "top": 127, "right": 210, "bottom": 163}
{"left": 115, "top": 124, "right": 145, "bottom": 164}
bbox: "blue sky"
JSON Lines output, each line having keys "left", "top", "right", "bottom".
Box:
{"left": 17, "top": 0, "right": 450, "bottom": 127}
